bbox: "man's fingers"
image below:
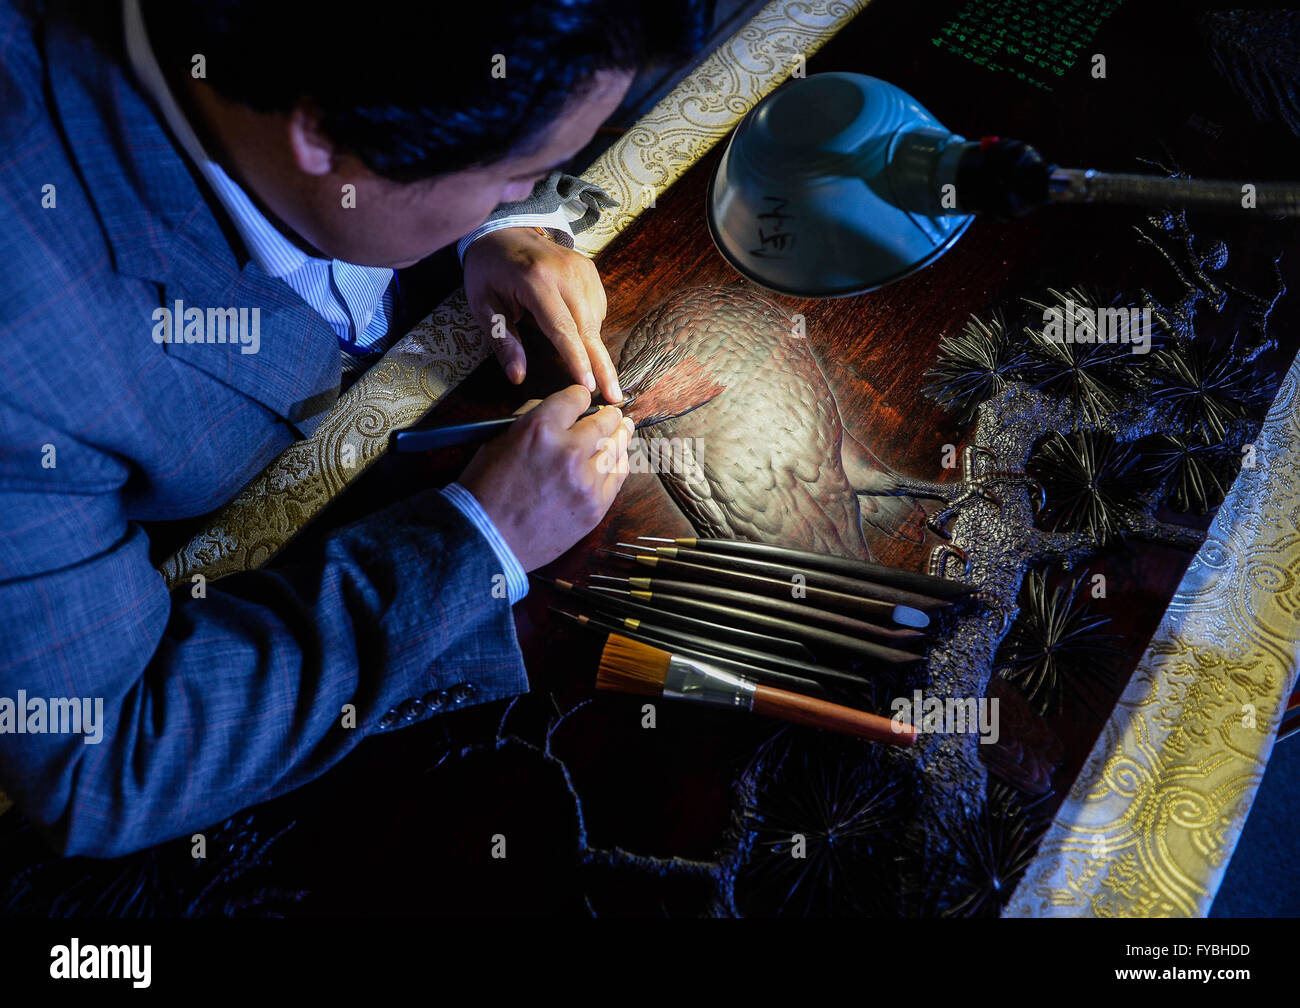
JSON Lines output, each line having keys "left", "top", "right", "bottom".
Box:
{"left": 527, "top": 383, "right": 593, "bottom": 430}
{"left": 474, "top": 298, "right": 527, "bottom": 385}
{"left": 492, "top": 319, "right": 527, "bottom": 386}
{"left": 593, "top": 267, "right": 609, "bottom": 323}
{"left": 562, "top": 285, "right": 621, "bottom": 405}
{"left": 519, "top": 282, "right": 595, "bottom": 394}
{"left": 512, "top": 398, "right": 543, "bottom": 416}
{"left": 596, "top": 417, "right": 634, "bottom": 486}
{"left": 572, "top": 401, "right": 625, "bottom": 447}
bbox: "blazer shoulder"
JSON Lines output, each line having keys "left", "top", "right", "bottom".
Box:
{"left": 0, "top": 0, "right": 50, "bottom": 138}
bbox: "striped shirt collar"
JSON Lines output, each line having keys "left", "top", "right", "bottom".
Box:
{"left": 123, "top": 0, "right": 313, "bottom": 280}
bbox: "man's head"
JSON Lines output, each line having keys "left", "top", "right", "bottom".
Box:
{"left": 142, "top": 0, "right": 711, "bottom": 266}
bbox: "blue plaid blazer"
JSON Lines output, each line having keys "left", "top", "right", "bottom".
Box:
{"left": 0, "top": 0, "right": 528, "bottom": 856}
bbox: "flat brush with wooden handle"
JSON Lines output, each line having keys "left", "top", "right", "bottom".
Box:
{"left": 561, "top": 610, "right": 829, "bottom": 698}
{"left": 596, "top": 633, "right": 917, "bottom": 748}
{"left": 556, "top": 609, "right": 869, "bottom": 691}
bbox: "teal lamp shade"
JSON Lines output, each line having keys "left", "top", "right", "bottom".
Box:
{"left": 707, "top": 72, "right": 974, "bottom": 297}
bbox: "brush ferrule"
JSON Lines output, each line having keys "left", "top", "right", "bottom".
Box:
{"left": 663, "top": 655, "right": 756, "bottom": 711}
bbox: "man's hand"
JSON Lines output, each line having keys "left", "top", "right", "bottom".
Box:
{"left": 457, "top": 385, "right": 633, "bottom": 571}
{"left": 463, "top": 227, "right": 623, "bottom": 404}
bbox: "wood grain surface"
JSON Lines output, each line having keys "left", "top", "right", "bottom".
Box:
{"left": 281, "top": 0, "right": 1300, "bottom": 863}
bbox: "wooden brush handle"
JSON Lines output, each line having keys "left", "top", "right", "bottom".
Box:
{"left": 752, "top": 684, "right": 918, "bottom": 747}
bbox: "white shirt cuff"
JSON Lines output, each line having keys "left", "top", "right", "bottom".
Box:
{"left": 456, "top": 208, "right": 577, "bottom": 264}
{"left": 438, "top": 482, "right": 529, "bottom": 605}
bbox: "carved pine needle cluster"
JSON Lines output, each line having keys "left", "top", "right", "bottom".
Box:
{"left": 727, "top": 734, "right": 908, "bottom": 916}
{"left": 921, "top": 311, "right": 1029, "bottom": 425}
{"left": 1151, "top": 338, "right": 1262, "bottom": 442}
{"left": 994, "top": 570, "right": 1123, "bottom": 715}
{"left": 1020, "top": 288, "right": 1140, "bottom": 426}
{"left": 1139, "top": 432, "right": 1235, "bottom": 515}
{"left": 1029, "top": 429, "right": 1157, "bottom": 544}
{"left": 934, "top": 783, "right": 1050, "bottom": 918}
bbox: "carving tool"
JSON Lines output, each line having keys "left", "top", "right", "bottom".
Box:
{"left": 533, "top": 575, "right": 817, "bottom": 662}
{"left": 590, "top": 572, "right": 928, "bottom": 644}
{"left": 553, "top": 609, "right": 870, "bottom": 691}
{"left": 617, "top": 541, "right": 952, "bottom": 613}
{"left": 391, "top": 398, "right": 632, "bottom": 452}
{"left": 594, "top": 632, "right": 918, "bottom": 748}
{"left": 600, "top": 547, "right": 930, "bottom": 628}
{"left": 552, "top": 609, "right": 829, "bottom": 698}
{"left": 586, "top": 582, "right": 925, "bottom": 666}
{"left": 391, "top": 346, "right": 727, "bottom": 452}
{"left": 637, "top": 536, "right": 978, "bottom": 599}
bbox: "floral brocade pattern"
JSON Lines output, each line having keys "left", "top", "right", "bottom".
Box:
{"left": 1005, "top": 356, "right": 1300, "bottom": 917}
{"left": 137, "top": 0, "right": 1297, "bottom": 919}
{"left": 574, "top": 0, "right": 869, "bottom": 254}
{"left": 157, "top": 291, "right": 489, "bottom": 586}
{"left": 156, "top": 0, "right": 869, "bottom": 589}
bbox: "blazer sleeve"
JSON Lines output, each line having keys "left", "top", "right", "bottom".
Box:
{"left": 0, "top": 400, "right": 529, "bottom": 857}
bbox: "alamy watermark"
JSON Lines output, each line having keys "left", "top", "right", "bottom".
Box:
{"left": 597, "top": 435, "right": 706, "bottom": 482}
{"left": 1042, "top": 297, "right": 1152, "bottom": 355}
{"left": 0, "top": 692, "right": 104, "bottom": 744}
{"left": 50, "top": 940, "right": 150, "bottom": 987}
{"left": 151, "top": 299, "right": 261, "bottom": 354}
{"left": 890, "top": 690, "right": 1000, "bottom": 744}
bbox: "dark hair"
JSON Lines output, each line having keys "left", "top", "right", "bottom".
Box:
{"left": 142, "top": 0, "right": 713, "bottom": 182}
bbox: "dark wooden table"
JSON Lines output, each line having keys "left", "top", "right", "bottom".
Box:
{"left": 286, "top": 0, "right": 1298, "bottom": 915}
{"left": 11, "top": 0, "right": 1294, "bottom": 918}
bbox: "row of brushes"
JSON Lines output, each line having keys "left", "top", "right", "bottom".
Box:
{"left": 593, "top": 537, "right": 977, "bottom": 661}
{"left": 542, "top": 537, "right": 978, "bottom": 746}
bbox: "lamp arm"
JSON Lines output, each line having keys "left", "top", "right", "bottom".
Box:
{"left": 951, "top": 136, "right": 1300, "bottom": 217}
{"left": 1048, "top": 167, "right": 1300, "bottom": 215}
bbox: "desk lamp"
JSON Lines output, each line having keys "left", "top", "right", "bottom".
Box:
{"left": 707, "top": 72, "right": 1300, "bottom": 297}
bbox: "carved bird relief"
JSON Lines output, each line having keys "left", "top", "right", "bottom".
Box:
{"left": 617, "top": 285, "right": 926, "bottom": 559}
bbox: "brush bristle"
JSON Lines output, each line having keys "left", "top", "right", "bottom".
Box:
{"left": 595, "top": 633, "right": 673, "bottom": 697}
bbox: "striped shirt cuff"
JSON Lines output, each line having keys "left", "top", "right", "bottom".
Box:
{"left": 456, "top": 208, "right": 576, "bottom": 264}
{"left": 438, "top": 482, "right": 529, "bottom": 605}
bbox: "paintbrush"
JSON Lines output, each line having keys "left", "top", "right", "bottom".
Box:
{"left": 391, "top": 347, "right": 727, "bottom": 452}
{"left": 617, "top": 541, "right": 952, "bottom": 613}
{"left": 598, "top": 547, "right": 930, "bottom": 628}
{"left": 552, "top": 609, "right": 831, "bottom": 697}
{"left": 587, "top": 582, "right": 925, "bottom": 666}
{"left": 553, "top": 608, "right": 870, "bottom": 691}
{"left": 595, "top": 632, "right": 918, "bottom": 747}
{"left": 534, "top": 574, "right": 817, "bottom": 661}
{"left": 636, "top": 536, "right": 978, "bottom": 599}
{"left": 590, "top": 574, "right": 928, "bottom": 647}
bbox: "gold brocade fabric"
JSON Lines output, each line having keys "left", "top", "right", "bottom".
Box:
{"left": 1, "top": 0, "right": 870, "bottom": 821}
{"left": 1005, "top": 356, "right": 1300, "bottom": 917}
{"left": 156, "top": 0, "right": 870, "bottom": 588}
{"left": 7, "top": 0, "right": 1292, "bottom": 921}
